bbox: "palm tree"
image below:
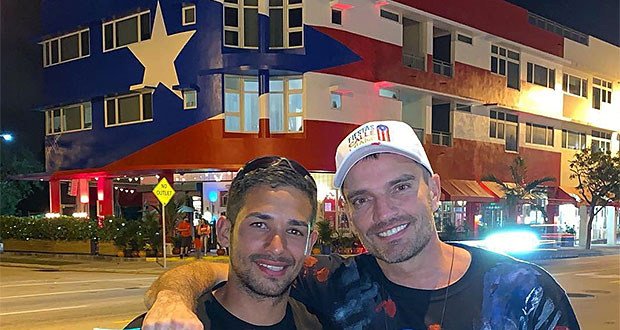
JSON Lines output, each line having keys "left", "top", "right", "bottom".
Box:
{"left": 483, "top": 156, "right": 556, "bottom": 224}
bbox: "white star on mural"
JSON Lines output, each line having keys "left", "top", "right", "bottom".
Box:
{"left": 128, "top": 1, "right": 195, "bottom": 98}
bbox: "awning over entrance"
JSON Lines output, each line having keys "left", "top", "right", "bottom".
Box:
{"left": 480, "top": 181, "right": 517, "bottom": 199}
{"left": 441, "top": 179, "right": 496, "bottom": 203}
{"left": 550, "top": 186, "right": 579, "bottom": 205}
{"left": 558, "top": 185, "right": 619, "bottom": 207}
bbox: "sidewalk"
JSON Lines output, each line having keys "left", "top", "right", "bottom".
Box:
{"left": 1, "top": 244, "right": 618, "bottom": 275}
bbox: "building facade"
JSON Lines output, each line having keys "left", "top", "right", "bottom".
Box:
{"left": 37, "top": 0, "right": 619, "bottom": 243}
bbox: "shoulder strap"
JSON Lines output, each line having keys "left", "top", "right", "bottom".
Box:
{"left": 288, "top": 297, "right": 323, "bottom": 330}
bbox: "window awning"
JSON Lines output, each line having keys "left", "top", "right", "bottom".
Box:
{"left": 479, "top": 181, "right": 519, "bottom": 199}
{"left": 441, "top": 180, "right": 497, "bottom": 203}
{"left": 549, "top": 186, "right": 580, "bottom": 205}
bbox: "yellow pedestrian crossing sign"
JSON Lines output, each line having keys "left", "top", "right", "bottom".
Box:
{"left": 153, "top": 177, "right": 175, "bottom": 205}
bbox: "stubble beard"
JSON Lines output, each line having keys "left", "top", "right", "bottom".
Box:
{"left": 361, "top": 214, "right": 433, "bottom": 264}
{"left": 229, "top": 251, "right": 297, "bottom": 302}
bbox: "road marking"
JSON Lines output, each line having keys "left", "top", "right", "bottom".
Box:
{"left": 551, "top": 267, "right": 620, "bottom": 277}
{"left": 0, "top": 286, "right": 149, "bottom": 299}
{"left": 575, "top": 274, "right": 620, "bottom": 279}
{"left": 0, "top": 276, "right": 157, "bottom": 288}
{"left": 0, "top": 305, "right": 88, "bottom": 316}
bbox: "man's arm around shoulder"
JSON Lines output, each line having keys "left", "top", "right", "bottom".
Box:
{"left": 142, "top": 261, "right": 228, "bottom": 330}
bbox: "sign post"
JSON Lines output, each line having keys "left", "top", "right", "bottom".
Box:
{"left": 152, "top": 177, "right": 175, "bottom": 268}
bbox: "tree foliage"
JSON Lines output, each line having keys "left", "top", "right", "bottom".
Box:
{"left": 0, "top": 148, "right": 44, "bottom": 215}
{"left": 483, "top": 156, "right": 556, "bottom": 223}
{"left": 569, "top": 148, "right": 620, "bottom": 249}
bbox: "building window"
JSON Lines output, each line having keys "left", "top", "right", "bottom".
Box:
{"left": 561, "top": 129, "right": 586, "bottom": 150}
{"left": 45, "top": 102, "right": 92, "bottom": 135}
{"left": 490, "top": 110, "right": 518, "bottom": 152}
{"left": 183, "top": 90, "right": 197, "bottom": 109}
{"left": 592, "top": 78, "right": 612, "bottom": 110}
{"left": 183, "top": 4, "right": 196, "bottom": 26}
{"left": 331, "top": 92, "right": 341, "bottom": 109}
{"left": 103, "top": 11, "right": 151, "bottom": 51}
{"left": 491, "top": 45, "right": 520, "bottom": 90}
{"left": 224, "top": 75, "right": 303, "bottom": 133}
{"left": 562, "top": 73, "right": 587, "bottom": 98}
{"left": 269, "top": 0, "right": 303, "bottom": 48}
{"left": 104, "top": 92, "right": 153, "bottom": 127}
{"left": 224, "top": 75, "right": 257, "bottom": 132}
{"left": 42, "top": 29, "right": 89, "bottom": 67}
{"left": 379, "top": 88, "right": 399, "bottom": 100}
{"left": 526, "top": 63, "right": 555, "bottom": 89}
{"left": 331, "top": 8, "right": 342, "bottom": 25}
{"left": 380, "top": 9, "right": 400, "bottom": 23}
{"left": 455, "top": 103, "right": 471, "bottom": 112}
{"left": 268, "top": 76, "right": 303, "bottom": 132}
{"left": 591, "top": 130, "right": 611, "bottom": 153}
{"left": 431, "top": 103, "right": 451, "bottom": 147}
{"left": 457, "top": 34, "right": 472, "bottom": 44}
{"left": 525, "top": 123, "right": 554, "bottom": 146}
{"left": 224, "top": 0, "right": 258, "bottom": 48}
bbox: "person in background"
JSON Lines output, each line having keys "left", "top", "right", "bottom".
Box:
{"left": 197, "top": 219, "right": 211, "bottom": 256}
{"left": 176, "top": 216, "right": 192, "bottom": 259}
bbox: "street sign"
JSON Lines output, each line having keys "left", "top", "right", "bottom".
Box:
{"left": 153, "top": 177, "right": 175, "bottom": 205}
{"left": 153, "top": 177, "right": 175, "bottom": 269}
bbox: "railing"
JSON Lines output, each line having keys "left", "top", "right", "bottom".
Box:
{"left": 432, "top": 59, "right": 452, "bottom": 77}
{"left": 528, "top": 12, "right": 588, "bottom": 46}
{"left": 402, "top": 52, "right": 425, "bottom": 71}
{"left": 432, "top": 131, "right": 452, "bottom": 147}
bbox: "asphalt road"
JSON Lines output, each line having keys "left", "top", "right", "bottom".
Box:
{"left": 0, "top": 254, "right": 618, "bottom": 330}
{"left": 0, "top": 267, "right": 155, "bottom": 330}
{"left": 538, "top": 254, "right": 620, "bottom": 330}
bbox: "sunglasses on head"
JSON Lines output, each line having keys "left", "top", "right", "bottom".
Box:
{"left": 237, "top": 156, "right": 316, "bottom": 187}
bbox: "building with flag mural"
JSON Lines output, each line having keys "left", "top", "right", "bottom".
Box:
{"left": 31, "top": 0, "right": 618, "bottom": 245}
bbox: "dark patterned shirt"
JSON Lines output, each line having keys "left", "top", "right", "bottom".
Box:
{"left": 292, "top": 244, "right": 579, "bottom": 330}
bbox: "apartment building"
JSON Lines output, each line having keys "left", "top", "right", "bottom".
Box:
{"left": 35, "top": 0, "right": 619, "bottom": 243}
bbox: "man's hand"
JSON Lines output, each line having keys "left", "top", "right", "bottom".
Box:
{"left": 142, "top": 290, "right": 203, "bottom": 330}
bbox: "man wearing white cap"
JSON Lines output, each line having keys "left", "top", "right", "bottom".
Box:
{"left": 142, "top": 121, "right": 579, "bottom": 330}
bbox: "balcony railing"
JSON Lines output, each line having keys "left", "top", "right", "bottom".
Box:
{"left": 432, "top": 59, "right": 453, "bottom": 77}
{"left": 403, "top": 52, "right": 425, "bottom": 71}
{"left": 431, "top": 131, "right": 452, "bottom": 147}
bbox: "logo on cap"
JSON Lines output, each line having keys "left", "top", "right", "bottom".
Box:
{"left": 376, "top": 124, "right": 390, "bottom": 142}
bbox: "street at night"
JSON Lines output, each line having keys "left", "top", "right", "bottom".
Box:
{"left": 0, "top": 266, "right": 155, "bottom": 330}
{"left": 1, "top": 0, "right": 618, "bottom": 329}
{"left": 0, "top": 252, "right": 618, "bottom": 330}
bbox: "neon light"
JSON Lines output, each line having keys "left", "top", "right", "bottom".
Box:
{"left": 375, "top": 1, "right": 389, "bottom": 7}
{"left": 208, "top": 191, "right": 218, "bottom": 202}
{"left": 332, "top": 3, "right": 354, "bottom": 10}
{"left": 374, "top": 81, "right": 395, "bottom": 88}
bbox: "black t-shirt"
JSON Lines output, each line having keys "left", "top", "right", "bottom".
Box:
{"left": 195, "top": 288, "right": 298, "bottom": 330}
{"left": 292, "top": 244, "right": 580, "bottom": 330}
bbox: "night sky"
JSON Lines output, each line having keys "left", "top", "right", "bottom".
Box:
{"left": 0, "top": 0, "right": 618, "bottom": 159}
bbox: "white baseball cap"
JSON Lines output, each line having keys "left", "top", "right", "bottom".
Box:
{"left": 333, "top": 120, "right": 434, "bottom": 188}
